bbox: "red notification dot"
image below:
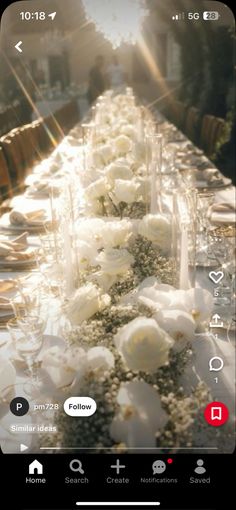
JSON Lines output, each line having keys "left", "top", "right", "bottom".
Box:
{"left": 167, "top": 458, "right": 173, "bottom": 464}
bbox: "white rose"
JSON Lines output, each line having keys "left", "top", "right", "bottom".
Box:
{"left": 113, "top": 94, "right": 126, "bottom": 105}
{"left": 92, "top": 127, "right": 108, "bottom": 145}
{"left": 77, "top": 240, "right": 97, "bottom": 267}
{"left": 106, "top": 161, "right": 133, "bottom": 183}
{"left": 88, "top": 271, "right": 118, "bottom": 291}
{"left": 84, "top": 178, "right": 108, "bottom": 200}
{"left": 137, "top": 281, "right": 213, "bottom": 327}
{"left": 110, "top": 119, "right": 128, "bottom": 137}
{"left": 154, "top": 309, "right": 196, "bottom": 346}
{"left": 91, "top": 148, "right": 103, "bottom": 168}
{"left": 137, "top": 280, "right": 187, "bottom": 311}
{"left": 86, "top": 346, "right": 114, "bottom": 373}
{"left": 41, "top": 346, "right": 87, "bottom": 388}
{"left": 121, "top": 107, "right": 138, "bottom": 124}
{"left": 76, "top": 218, "right": 105, "bottom": 249}
{"left": 110, "top": 380, "right": 168, "bottom": 448}
{"left": 64, "top": 283, "right": 110, "bottom": 325}
{"left": 137, "top": 286, "right": 173, "bottom": 311}
{"left": 138, "top": 214, "right": 171, "bottom": 252}
{"left": 120, "top": 124, "right": 137, "bottom": 141}
{"left": 92, "top": 144, "right": 113, "bottom": 167}
{"left": 121, "top": 277, "right": 175, "bottom": 310}
{"left": 85, "top": 198, "right": 104, "bottom": 216}
{"left": 100, "top": 219, "right": 133, "bottom": 248}
{"left": 114, "top": 134, "right": 132, "bottom": 156}
{"left": 146, "top": 287, "right": 213, "bottom": 324}
{"left": 113, "top": 179, "right": 140, "bottom": 204}
{"left": 100, "top": 143, "right": 114, "bottom": 164}
{"left": 80, "top": 165, "right": 104, "bottom": 187}
{"left": 96, "top": 248, "right": 134, "bottom": 275}
{"left": 133, "top": 141, "right": 146, "bottom": 163}
{"left": 114, "top": 316, "right": 174, "bottom": 373}
{"left": 136, "top": 176, "right": 151, "bottom": 203}
{"left": 183, "top": 288, "right": 214, "bottom": 325}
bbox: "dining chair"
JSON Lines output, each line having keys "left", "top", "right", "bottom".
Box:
{"left": 0, "top": 132, "right": 25, "bottom": 191}
{"left": 0, "top": 146, "right": 13, "bottom": 198}
{"left": 184, "top": 106, "right": 201, "bottom": 144}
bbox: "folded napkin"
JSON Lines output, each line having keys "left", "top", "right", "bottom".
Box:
{"left": 0, "top": 280, "right": 17, "bottom": 294}
{"left": 9, "top": 209, "right": 46, "bottom": 226}
{"left": 0, "top": 296, "right": 14, "bottom": 311}
{"left": 0, "top": 232, "right": 35, "bottom": 260}
{"left": 0, "top": 294, "right": 24, "bottom": 312}
{"left": 211, "top": 211, "right": 236, "bottom": 224}
{"left": 0, "top": 249, "right": 36, "bottom": 262}
{"left": 211, "top": 204, "right": 235, "bottom": 212}
{"left": 0, "top": 232, "right": 28, "bottom": 257}
{"left": 214, "top": 188, "right": 236, "bottom": 209}
{"left": 210, "top": 188, "right": 236, "bottom": 223}
{"left": 27, "top": 181, "right": 60, "bottom": 197}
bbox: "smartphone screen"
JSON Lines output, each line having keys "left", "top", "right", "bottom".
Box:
{"left": 0, "top": 1, "right": 235, "bottom": 509}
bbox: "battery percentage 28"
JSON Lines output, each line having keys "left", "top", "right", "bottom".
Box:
{"left": 203, "top": 11, "right": 220, "bottom": 20}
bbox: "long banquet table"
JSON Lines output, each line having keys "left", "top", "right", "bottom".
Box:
{"left": 0, "top": 92, "right": 235, "bottom": 454}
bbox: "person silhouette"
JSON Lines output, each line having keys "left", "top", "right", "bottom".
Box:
{"left": 194, "top": 459, "right": 206, "bottom": 474}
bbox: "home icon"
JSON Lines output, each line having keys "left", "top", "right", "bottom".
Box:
{"left": 28, "top": 459, "right": 43, "bottom": 475}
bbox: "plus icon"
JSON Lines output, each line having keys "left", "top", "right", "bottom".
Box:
{"left": 110, "top": 459, "right": 126, "bottom": 474}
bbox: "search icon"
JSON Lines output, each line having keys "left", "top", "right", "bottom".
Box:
{"left": 209, "top": 356, "right": 224, "bottom": 372}
{"left": 69, "top": 459, "right": 85, "bottom": 474}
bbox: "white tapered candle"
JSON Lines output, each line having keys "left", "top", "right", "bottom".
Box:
{"left": 179, "top": 225, "right": 189, "bottom": 289}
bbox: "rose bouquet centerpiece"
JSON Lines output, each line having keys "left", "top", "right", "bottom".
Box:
{"left": 39, "top": 92, "right": 234, "bottom": 453}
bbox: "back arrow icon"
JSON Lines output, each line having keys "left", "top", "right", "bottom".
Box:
{"left": 15, "top": 41, "right": 23, "bottom": 53}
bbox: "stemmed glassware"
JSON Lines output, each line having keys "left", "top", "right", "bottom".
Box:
{"left": 7, "top": 316, "right": 45, "bottom": 397}
{"left": 195, "top": 192, "right": 215, "bottom": 266}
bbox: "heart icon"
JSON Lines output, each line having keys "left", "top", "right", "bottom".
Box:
{"left": 209, "top": 271, "right": 224, "bottom": 284}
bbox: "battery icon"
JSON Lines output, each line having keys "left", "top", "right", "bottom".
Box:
{"left": 203, "top": 11, "right": 220, "bottom": 20}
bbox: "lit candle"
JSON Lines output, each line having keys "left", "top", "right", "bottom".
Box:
{"left": 62, "top": 221, "right": 74, "bottom": 297}
{"left": 150, "top": 164, "right": 158, "bottom": 214}
{"left": 179, "top": 225, "right": 189, "bottom": 289}
{"left": 148, "top": 134, "right": 163, "bottom": 214}
{"left": 49, "top": 187, "right": 59, "bottom": 262}
{"left": 137, "top": 108, "right": 144, "bottom": 143}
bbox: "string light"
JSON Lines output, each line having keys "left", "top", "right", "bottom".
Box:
{"left": 82, "top": 0, "right": 148, "bottom": 49}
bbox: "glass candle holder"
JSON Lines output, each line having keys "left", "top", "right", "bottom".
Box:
{"left": 145, "top": 133, "right": 163, "bottom": 215}
{"left": 172, "top": 189, "right": 197, "bottom": 289}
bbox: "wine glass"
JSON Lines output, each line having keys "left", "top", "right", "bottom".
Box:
{"left": 15, "top": 277, "right": 49, "bottom": 323}
{"left": 195, "top": 192, "right": 215, "bottom": 266}
{"left": 37, "top": 232, "right": 64, "bottom": 297}
{"left": 180, "top": 168, "right": 195, "bottom": 189}
{"left": 162, "top": 144, "right": 176, "bottom": 174}
{"left": 7, "top": 316, "right": 45, "bottom": 396}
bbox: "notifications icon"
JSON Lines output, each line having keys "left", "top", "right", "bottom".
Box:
{"left": 152, "top": 460, "right": 166, "bottom": 474}
{"left": 209, "top": 356, "right": 224, "bottom": 372}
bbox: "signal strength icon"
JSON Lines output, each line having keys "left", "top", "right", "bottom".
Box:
{"left": 172, "top": 12, "right": 185, "bottom": 20}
